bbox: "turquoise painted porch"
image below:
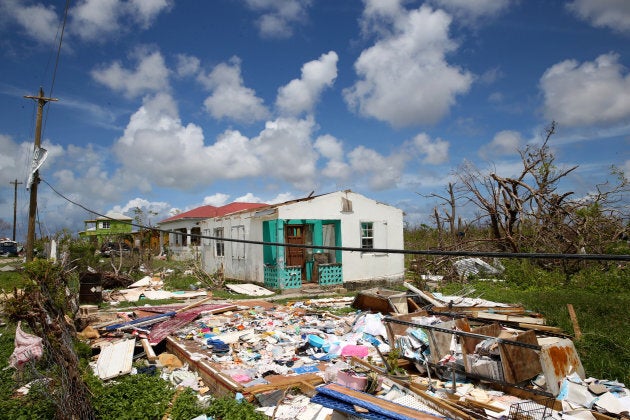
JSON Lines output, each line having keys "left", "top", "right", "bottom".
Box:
{"left": 262, "top": 219, "right": 343, "bottom": 289}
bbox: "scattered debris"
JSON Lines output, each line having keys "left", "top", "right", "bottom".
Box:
{"left": 69, "top": 283, "right": 629, "bottom": 419}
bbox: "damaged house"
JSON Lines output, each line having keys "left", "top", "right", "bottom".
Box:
{"left": 199, "top": 190, "right": 405, "bottom": 290}
{"left": 157, "top": 202, "right": 267, "bottom": 260}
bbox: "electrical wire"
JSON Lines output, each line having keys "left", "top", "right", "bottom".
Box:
{"left": 40, "top": 178, "right": 630, "bottom": 262}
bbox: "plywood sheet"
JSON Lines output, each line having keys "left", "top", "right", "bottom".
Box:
{"left": 498, "top": 330, "right": 542, "bottom": 384}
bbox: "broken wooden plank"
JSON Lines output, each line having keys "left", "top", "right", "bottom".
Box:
{"left": 470, "top": 311, "right": 546, "bottom": 325}
{"left": 319, "top": 383, "right": 441, "bottom": 419}
{"left": 96, "top": 338, "right": 135, "bottom": 380}
{"left": 244, "top": 373, "right": 324, "bottom": 396}
{"left": 165, "top": 336, "right": 242, "bottom": 396}
{"left": 349, "top": 357, "right": 475, "bottom": 420}
{"left": 141, "top": 338, "right": 157, "bottom": 362}
{"left": 403, "top": 282, "right": 443, "bottom": 307}
{"left": 567, "top": 304, "right": 582, "bottom": 339}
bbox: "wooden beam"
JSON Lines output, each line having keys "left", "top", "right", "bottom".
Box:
{"left": 567, "top": 304, "right": 582, "bottom": 339}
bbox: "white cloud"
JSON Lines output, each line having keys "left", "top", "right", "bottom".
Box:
{"left": 347, "top": 145, "right": 408, "bottom": 190}
{"left": 250, "top": 117, "right": 319, "bottom": 190}
{"left": 567, "top": 0, "right": 630, "bottom": 34}
{"left": 113, "top": 94, "right": 319, "bottom": 191}
{"left": 411, "top": 133, "right": 449, "bottom": 164}
{"left": 314, "top": 134, "right": 351, "bottom": 179}
{"left": 204, "top": 193, "right": 230, "bottom": 206}
{"left": 91, "top": 48, "right": 170, "bottom": 99}
{"left": 1, "top": 0, "right": 59, "bottom": 45}
{"left": 427, "top": 0, "right": 512, "bottom": 23}
{"left": 344, "top": 2, "right": 473, "bottom": 127}
{"left": 235, "top": 192, "right": 262, "bottom": 203}
{"left": 540, "top": 53, "right": 630, "bottom": 127}
{"left": 175, "top": 54, "right": 201, "bottom": 78}
{"left": 244, "top": 0, "right": 312, "bottom": 39}
{"left": 200, "top": 57, "right": 270, "bottom": 123}
{"left": 128, "top": 0, "right": 172, "bottom": 28}
{"left": 266, "top": 192, "right": 296, "bottom": 204}
{"left": 478, "top": 130, "right": 521, "bottom": 159}
{"left": 0, "top": 134, "right": 30, "bottom": 184}
{"left": 111, "top": 198, "right": 170, "bottom": 219}
{"left": 276, "top": 51, "right": 338, "bottom": 116}
{"left": 71, "top": 0, "right": 120, "bottom": 41}
{"left": 70, "top": 0, "right": 171, "bottom": 41}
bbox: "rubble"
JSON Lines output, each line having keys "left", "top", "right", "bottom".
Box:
{"left": 74, "top": 283, "right": 629, "bottom": 420}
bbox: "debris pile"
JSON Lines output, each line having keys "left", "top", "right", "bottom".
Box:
{"left": 69, "top": 283, "right": 630, "bottom": 419}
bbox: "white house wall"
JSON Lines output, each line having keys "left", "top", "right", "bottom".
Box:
{"left": 201, "top": 191, "right": 404, "bottom": 285}
{"left": 201, "top": 214, "right": 265, "bottom": 283}
{"left": 276, "top": 191, "right": 405, "bottom": 283}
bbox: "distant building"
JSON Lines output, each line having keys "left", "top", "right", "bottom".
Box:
{"left": 157, "top": 202, "right": 268, "bottom": 260}
{"left": 79, "top": 212, "right": 133, "bottom": 240}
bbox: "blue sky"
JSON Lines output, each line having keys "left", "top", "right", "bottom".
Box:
{"left": 1, "top": 0, "right": 629, "bottom": 240}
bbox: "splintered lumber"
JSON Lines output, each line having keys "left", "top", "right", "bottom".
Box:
{"left": 470, "top": 311, "right": 546, "bottom": 325}
{"left": 165, "top": 337, "right": 242, "bottom": 396}
{"left": 403, "top": 282, "right": 442, "bottom": 307}
{"left": 244, "top": 373, "right": 324, "bottom": 396}
{"left": 349, "top": 357, "right": 474, "bottom": 420}
{"left": 320, "top": 383, "right": 442, "bottom": 419}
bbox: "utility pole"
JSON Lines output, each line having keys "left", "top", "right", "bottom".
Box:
{"left": 24, "top": 88, "right": 57, "bottom": 262}
{"left": 9, "top": 179, "right": 23, "bottom": 241}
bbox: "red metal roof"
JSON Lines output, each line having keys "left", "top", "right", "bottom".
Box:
{"left": 159, "top": 202, "right": 267, "bottom": 224}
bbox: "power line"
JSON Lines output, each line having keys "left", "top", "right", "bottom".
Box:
{"left": 40, "top": 178, "right": 630, "bottom": 262}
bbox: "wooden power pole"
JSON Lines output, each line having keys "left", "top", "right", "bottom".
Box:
{"left": 24, "top": 88, "right": 57, "bottom": 262}
{"left": 9, "top": 179, "right": 23, "bottom": 241}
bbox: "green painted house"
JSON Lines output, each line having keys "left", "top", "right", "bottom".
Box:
{"left": 79, "top": 212, "right": 133, "bottom": 240}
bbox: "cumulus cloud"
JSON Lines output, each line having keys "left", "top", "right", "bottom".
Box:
{"left": 314, "top": 135, "right": 351, "bottom": 180}
{"left": 347, "top": 146, "right": 409, "bottom": 190}
{"left": 249, "top": 117, "right": 319, "bottom": 189}
{"left": 344, "top": 2, "right": 472, "bottom": 127}
{"left": 175, "top": 54, "right": 201, "bottom": 78}
{"left": 478, "top": 130, "right": 521, "bottom": 159}
{"left": 411, "top": 133, "right": 449, "bottom": 164}
{"left": 200, "top": 57, "right": 270, "bottom": 123}
{"left": 244, "top": 0, "right": 312, "bottom": 39}
{"left": 113, "top": 94, "right": 319, "bottom": 191}
{"left": 70, "top": 0, "right": 172, "bottom": 41}
{"left": 276, "top": 51, "right": 338, "bottom": 116}
{"left": 0, "top": 0, "right": 59, "bottom": 45}
{"left": 91, "top": 48, "right": 170, "bottom": 99}
{"left": 567, "top": 0, "right": 630, "bottom": 34}
{"left": 204, "top": 193, "right": 230, "bottom": 206}
{"left": 427, "top": 0, "right": 512, "bottom": 23}
{"left": 540, "top": 53, "right": 630, "bottom": 127}
{"left": 0, "top": 134, "right": 30, "bottom": 184}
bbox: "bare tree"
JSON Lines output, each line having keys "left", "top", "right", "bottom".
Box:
{"left": 455, "top": 121, "right": 629, "bottom": 261}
